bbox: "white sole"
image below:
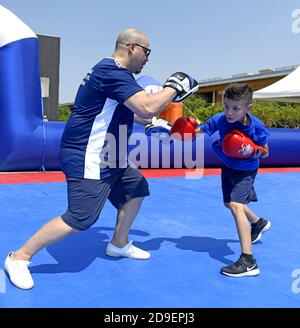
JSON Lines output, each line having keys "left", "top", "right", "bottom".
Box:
{"left": 252, "top": 221, "right": 271, "bottom": 244}
{"left": 105, "top": 251, "right": 150, "bottom": 260}
{"left": 4, "top": 269, "right": 34, "bottom": 290}
{"left": 221, "top": 268, "right": 260, "bottom": 277}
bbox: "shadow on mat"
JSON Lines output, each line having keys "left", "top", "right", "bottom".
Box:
{"left": 135, "top": 236, "right": 239, "bottom": 265}
{"left": 30, "top": 228, "right": 238, "bottom": 273}
{"left": 30, "top": 226, "right": 150, "bottom": 274}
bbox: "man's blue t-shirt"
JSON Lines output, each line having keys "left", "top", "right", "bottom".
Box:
{"left": 60, "top": 57, "right": 144, "bottom": 179}
{"left": 201, "top": 112, "right": 269, "bottom": 170}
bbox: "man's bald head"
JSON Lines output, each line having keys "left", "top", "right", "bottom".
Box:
{"left": 115, "top": 28, "right": 148, "bottom": 50}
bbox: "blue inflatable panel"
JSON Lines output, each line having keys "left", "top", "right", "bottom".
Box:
{"left": 43, "top": 121, "right": 65, "bottom": 170}
{"left": 0, "top": 38, "right": 44, "bottom": 170}
{"left": 1, "top": 121, "right": 300, "bottom": 171}
{"left": 261, "top": 128, "right": 300, "bottom": 167}
{"left": 132, "top": 126, "right": 300, "bottom": 168}
{"left": 0, "top": 6, "right": 43, "bottom": 171}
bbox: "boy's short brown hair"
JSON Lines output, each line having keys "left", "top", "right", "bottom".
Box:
{"left": 223, "top": 83, "right": 253, "bottom": 104}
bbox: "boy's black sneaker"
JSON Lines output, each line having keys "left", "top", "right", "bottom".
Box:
{"left": 220, "top": 255, "right": 259, "bottom": 277}
{"left": 251, "top": 218, "right": 271, "bottom": 243}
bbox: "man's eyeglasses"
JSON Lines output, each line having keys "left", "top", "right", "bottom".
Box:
{"left": 126, "top": 43, "right": 151, "bottom": 58}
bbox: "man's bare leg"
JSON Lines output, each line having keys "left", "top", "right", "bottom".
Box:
{"left": 10, "top": 216, "right": 77, "bottom": 261}
{"left": 111, "top": 197, "right": 144, "bottom": 248}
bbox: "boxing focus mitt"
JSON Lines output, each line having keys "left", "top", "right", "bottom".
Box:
{"left": 164, "top": 72, "right": 199, "bottom": 102}
{"left": 171, "top": 116, "right": 198, "bottom": 141}
{"left": 145, "top": 117, "right": 171, "bottom": 139}
{"left": 222, "top": 129, "right": 267, "bottom": 159}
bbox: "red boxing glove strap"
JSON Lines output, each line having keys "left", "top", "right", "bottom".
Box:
{"left": 253, "top": 145, "right": 267, "bottom": 158}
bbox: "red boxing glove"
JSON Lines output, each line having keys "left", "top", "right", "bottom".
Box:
{"left": 171, "top": 116, "right": 198, "bottom": 141}
{"left": 222, "top": 129, "right": 267, "bottom": 159}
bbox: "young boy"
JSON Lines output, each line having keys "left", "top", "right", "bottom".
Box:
{"left": 197, "top": 83, "right": 271, "bottom": 277}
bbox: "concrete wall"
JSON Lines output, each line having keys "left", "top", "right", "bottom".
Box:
{"left": 37, "top": 34, "right": 60, "bottom": 120}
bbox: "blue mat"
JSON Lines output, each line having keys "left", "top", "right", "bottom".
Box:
{"left": 1, "top": 172, "right": 300, "bottom": 308}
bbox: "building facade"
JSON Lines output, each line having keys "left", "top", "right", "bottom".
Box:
{"left": 198, "top": 65, "right": 298, "bottom": 105}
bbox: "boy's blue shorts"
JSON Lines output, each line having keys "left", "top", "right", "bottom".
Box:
{"left": 61, "top": 167, "right": 150, "bottom": 230}
{"left": 221, "top": 164, "right": 258, "bottom": 204}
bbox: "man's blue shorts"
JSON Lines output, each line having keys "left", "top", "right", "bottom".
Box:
{"left": 61, "top": 167, "right": 150, "bottom": 230}
{"left": 221, "top": 164, "right": 258, "bottom": 204}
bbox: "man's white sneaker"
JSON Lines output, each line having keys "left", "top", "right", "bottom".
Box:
{"left": 106, "top": 241, "right": 151, "bottom": 260}
{"left": 4, "top": 252, "right": 34, "bottom": 290}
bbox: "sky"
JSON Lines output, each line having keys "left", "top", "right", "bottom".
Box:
{"left": 1, "top": 0, "right": 300, "bottom": 103}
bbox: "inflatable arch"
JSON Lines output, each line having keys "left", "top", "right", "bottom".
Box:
{"left": 1, "top": 5, "right": 300, "bottom": 172}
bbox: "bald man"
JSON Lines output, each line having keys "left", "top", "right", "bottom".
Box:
{"left": 5, "top": 28, "right": 198, "bottom": 289}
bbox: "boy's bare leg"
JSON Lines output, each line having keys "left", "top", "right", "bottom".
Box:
{"left": 229, "top": 202, "right": 252, "bottom": 254}
{"left": 243, "top": 205, "right": 260, "bottom": 224}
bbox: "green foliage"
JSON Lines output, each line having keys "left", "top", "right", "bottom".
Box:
{"left": 183, "top": 95, "right": 300, "bottom": 128}
{"left": 58, "top": 97, "right": 300, "bottom": 128}
{"left": 252, "top": 101, "right": 300, "bottom": 128}
{"left": 58, "top": 105, "right": 72, "bottom": 121}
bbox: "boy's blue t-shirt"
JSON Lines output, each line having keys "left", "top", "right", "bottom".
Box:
{"left": 200, "top": 112, "right": 269, "bottom": 170}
